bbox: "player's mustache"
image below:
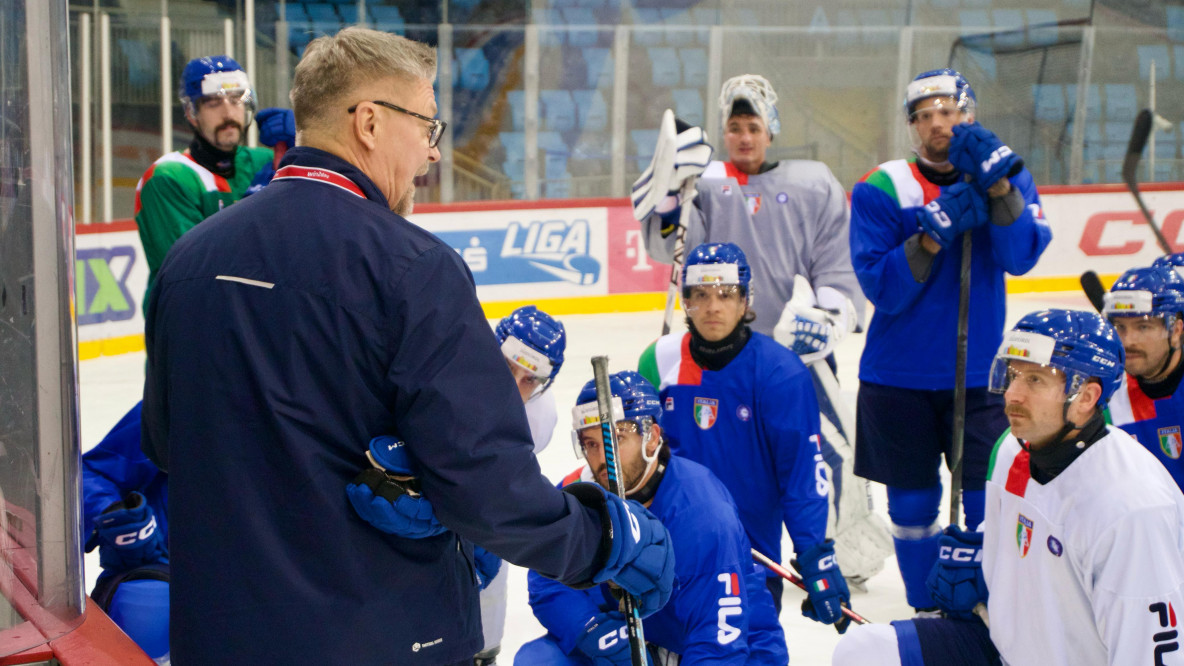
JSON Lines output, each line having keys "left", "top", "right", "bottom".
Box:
{"left": 216, "top": 120, "right": 243, "bottom": 132}
{"left": 1005, "top": 407, "right": 1030, "bottom": 418}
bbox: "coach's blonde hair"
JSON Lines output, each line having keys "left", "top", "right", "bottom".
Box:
{"left": 290, "top": 27, "right": 436, "bottom": 131}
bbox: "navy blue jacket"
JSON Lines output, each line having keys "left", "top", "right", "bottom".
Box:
{"left": 142, "top": 147, "right": 604, "bottom": 664}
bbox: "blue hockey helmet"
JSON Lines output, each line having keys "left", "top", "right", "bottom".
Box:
{"left": 495, "top": 305, "right": 565, "bottom": 394}
{"left": 180, "top": 55, "right": 256, "bottom": 123}
{"left": 681, "top": 242, "right": 753, "bottom": 304}
{"left": 572, "top": 370, "right": 663, "bottom": 461}
{"left": 989, "top": 309, "right": 1124, "bottom": 405}
{"left": 903, "top": 68, "right": 976, "bottom": 120}
{"left": 1104, "top": 265, "right": 1184, "bottom": 324}
{"left": 1153, "top": 253, "right": 1184, "bottom": 281}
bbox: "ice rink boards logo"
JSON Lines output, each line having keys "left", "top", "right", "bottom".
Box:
{"left": 1016, "top": 514, "right": 1034, "bottom": 558}
{"left": 450, "top": 218, "right": 601, "bottom": 286}
{"left": 1159, "top": 426, "right": 1183, "bottom": 459}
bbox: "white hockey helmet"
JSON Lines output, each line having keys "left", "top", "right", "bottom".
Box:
{"left": 719, "top": 74, "right": 780, "bottom": 139}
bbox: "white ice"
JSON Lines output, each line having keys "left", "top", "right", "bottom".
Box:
{"left": 79, "top": 291, "right": 1090, "bottom": 665}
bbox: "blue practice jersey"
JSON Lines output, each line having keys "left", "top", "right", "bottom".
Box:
{"left": 639, "top": 331, "right": 828, "bottom": 563}
{"left": 850, "top": 157, "right": 1051, "bottom": 390}
{"left": 82, "top": 401, "right": 169, "bottom": 550}
{"left": 530, "top": 456, "right": 788, "bottom": 665}
{"left": 1108, "top": 373, "right": 1184, "bottom": 491}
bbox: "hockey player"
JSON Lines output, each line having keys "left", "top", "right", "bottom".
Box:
{"left": 833, "top": 308, "right": 1184, "bottom": 666}
{"left": 849, "top": 68, "right": 1051, "bottom": 613}
{"left": 637, "top": 242, "right": 852, "bottom": 633}
{"left": 142, "top": 29, "right": 675, "bottom": 664}
{"left": 633, "top": 74, "right": 888, "bottom": 587}
{"left": 81, "top": 402, "right": 170, "bottom": 663}
{"left": 1104, "top": 265, "right": 1184, "bottom": 490}
{"left": 474, "top": 305, "right": 568, "bottom": 665}
{"left": 516, "top": 370, "right": 788, "bottom": 665}
{"left": 134, "top": 55, "right": 284, "bottom": 299}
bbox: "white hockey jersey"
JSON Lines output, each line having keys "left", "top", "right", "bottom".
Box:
{"left": 525, "top": 389, "right": 557, "bottom": 454}
{"left": 984, "top": 426, "right": 1184, "bottom": 665}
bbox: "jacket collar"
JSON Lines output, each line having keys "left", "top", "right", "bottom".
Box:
{"left": 278, "top": 146, "right": 390, "bottom": 209}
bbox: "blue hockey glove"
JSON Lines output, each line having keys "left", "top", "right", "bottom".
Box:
{"left": 925, "top": 525, "right": 988, "bottom": 621}
{"left": 793, "top": 539, "right": 852, "bottom": 633}
{"left": 472, "top": 545, "right": 502, "bottom": 591}
{"left": 243, "top": 161, "right": 276, "bottom": 197}
{"left": 85, "top": 491, "right": 168, "bottom": 572}
{"left": 948, "top": 122, "right": 1024, "bottom": 193}
{"left": 563, "top": 482, "right": 676, "bottom": 618}
{"left": 574, "top": 612, "right": 636, "bottom": 666}
{"left": 346, "top": 436, "right": 447, "bottom": 539}
{"left": 916, "top": 182, "right": 988, "bottom": 249}
{"left": 255, "top": 107, "right": 295, "bottom": 149}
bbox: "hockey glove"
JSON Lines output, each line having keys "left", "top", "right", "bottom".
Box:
{"left": 631, "top": 109, "right": 712, "bottom": 224}
{"left": 564, "top": 482, "right": 676, "bottom": 618}
{"left": 948, "top": 122, "right": 1024, "bottom": 194}
{"left": 472, "top": 544, "right": 502, "bottom": 590}
{"left": 85, "top": 491, "right": 168, "bottom": 572}
{"left": 925, "top": 525, "right": 988, "bottom": 621}
{"left": 794, "top": 539, "right": 852, "bottom": 633}
{"left": 773, "top": 277, "right": 856, "bottom": 365}
{"left": 255, "top": 107, "right": 296, "bottom": 149}
{"left": 573, "top": 612, "right": 637, "bottom": 666}
{"left": 916, "top": 181, "right": 988, "bottom": 249}
{"left": 346, "top": 436, "right": 447, "bottom": 539}
{"left": 244, "top": 161, "right": 276, "bottom": 197}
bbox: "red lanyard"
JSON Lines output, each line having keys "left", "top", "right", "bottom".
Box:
{"left": 272, "top": 165, "right": 366, "bottom": 199}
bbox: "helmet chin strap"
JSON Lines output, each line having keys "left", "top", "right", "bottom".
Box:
{"left": 626, "top": 426, "right": 663, "bottom": 495}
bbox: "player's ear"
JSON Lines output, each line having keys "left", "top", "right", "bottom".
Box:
{"left": 351, "top": 102, "right": 379, "bottom": 151}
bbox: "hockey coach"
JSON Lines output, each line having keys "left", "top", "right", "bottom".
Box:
{"left": 142, "top": 27, "right": 675, "bottom": 665}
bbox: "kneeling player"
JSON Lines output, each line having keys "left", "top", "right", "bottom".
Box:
{"left": 516, "top": 371, "right": 788, "bottom": 665}
{"left": 638, "top": 242, "right": 851, "bottom": 630}
{"left": 1104, "top": 265, "right": 1184, "bottom": 490}
{"left": 833, "top": 309, "right": 1184, "bottom": 665}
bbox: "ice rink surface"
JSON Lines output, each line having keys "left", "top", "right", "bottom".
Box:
{"left": 78, "top": 291, "right": 1091, "bottom": 664}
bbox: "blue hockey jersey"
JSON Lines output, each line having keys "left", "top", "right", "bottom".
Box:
{"left": 1108, "top": 373, "right": 1184, "bottom": 491}
{"left": 639, "top": 331, "right": 828, "bottom": 564}
{"left": 141, "top": 147, "right": 608, "bottom": 665}
{"left": 530, "top": 456, "right": 788, "bottom": 665}
{"left": 850, "top": 157, "right": 1050, "bottom": 390}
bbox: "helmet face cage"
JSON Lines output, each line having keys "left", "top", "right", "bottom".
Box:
{"left": 719, "top": 74, "right": 781, "bottom": 139}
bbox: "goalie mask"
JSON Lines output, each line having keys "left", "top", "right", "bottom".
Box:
{"left": 719, "top": 74, "right": 780, "bottom": 139}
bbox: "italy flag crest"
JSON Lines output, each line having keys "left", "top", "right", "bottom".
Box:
{"left": 1016, "top": 514, "right": 1034, "bottom": 558}
{"left": 694, "top": 397, "right": 718, "bottom": 430}
{"left": 1159, "top": 426, "right": 1183, "bottom": 459}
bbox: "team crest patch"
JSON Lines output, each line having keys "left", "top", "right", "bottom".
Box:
{"left": 745, "top": 193, "right": 762, "bottom": 215}
{"left": 1016, "top": 514, "right": 1034, "bottom": 558}
{"left": 721, "top": 185, "right": 733, "bottom": 196}
{"left": 1047, "top": 535, "right": 1063, "bottom": 557}
{"left": 665, "top": 396, "right": 675, "bottom": 411}
{"left": 776, "top": 192, "right": 789, "bottom": 204}
{"left": 1159, "top": 426, "right": 1183, "bottom": 459}
{"left": 693, "top": 397, "right": 718, "bottom": 430}
{"left": 736, "top": 404, "right": 751, "bottom": 421}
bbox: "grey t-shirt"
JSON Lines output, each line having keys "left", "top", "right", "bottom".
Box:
{"left": 642, "top": 159, "right": 865, "bottom": 337}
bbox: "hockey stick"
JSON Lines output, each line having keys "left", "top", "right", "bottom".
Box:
{"left": 1079, "top": 270, "right": 1106, "bottom": 313}
{"left": 751, "top": 549, "right": 870, "bottom": 625}
{"left": 661, "top": 213, "right": 688, "bottom": 336}
{"left": 1124, "top": 109, "right": 1174, "bottom": 255}
{"left": 948, "top": 228, "right": 972, "bottom": 529}
{"left": 591, "top": 356, "right": 648, "bottom": 666}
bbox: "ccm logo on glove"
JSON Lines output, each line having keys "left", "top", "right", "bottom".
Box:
{"left": 980, "top": 145, "right": 1014, "bottom": 175}
{"left": 817, "top": 553, "right": 836, "bottom": 570}
{"left": 939, "top": 545, "right": 983, "bottom": 563}
{"left": 598, "top": 626, "right": 628, "bottom": 651}
{"left": 114, "top": 516, "right": 158, "bottom": 546}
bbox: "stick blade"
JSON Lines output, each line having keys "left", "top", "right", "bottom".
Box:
{"left": 1080, "top": 270, "right": 1106, "bottom": 313}
{"left": 1122, "top": 109, "right": 1154, "bottom": 187}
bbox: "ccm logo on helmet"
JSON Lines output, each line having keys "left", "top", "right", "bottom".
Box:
{"left": 114, "top": 516, "right": 157, "bottom": 546}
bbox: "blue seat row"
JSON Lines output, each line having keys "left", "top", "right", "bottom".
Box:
{"left": 1032, "top": 83, "right": 1138, "bottom": 123}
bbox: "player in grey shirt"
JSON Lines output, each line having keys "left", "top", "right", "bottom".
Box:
{"left": 631, "top": 74, "right": 892, "bottom": 594}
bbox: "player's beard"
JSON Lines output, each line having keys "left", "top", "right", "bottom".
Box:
{"left": 209, "top": 120, "right": 244, "bottom": 152}
{"left": 595, "top": 453, "right": 648, "bottom": 493}
{"left": 392, "top": 160, "right": 431, "bottom": 216}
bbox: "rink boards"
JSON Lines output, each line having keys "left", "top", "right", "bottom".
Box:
{"left": 75, "top": 184, "right": 1184, "bottom": 359}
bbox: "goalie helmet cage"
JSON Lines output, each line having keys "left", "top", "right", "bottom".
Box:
{"left": 946, "top": 11, "right": 1093, "bottom": 185}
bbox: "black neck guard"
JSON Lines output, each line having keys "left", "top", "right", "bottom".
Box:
{"left": 915, "top": 157, "right": 961, "bottom": 187}
{"left": 688, "top": 322, "right": 750, "bottom": 371}
{"left": 189, "top": 132, "right": 238, "bottom": 178}
{"left": 1026, "top": 410, "right": 1108, "bottom": 484}
{"left": 1137, "top": 350, "right": 1184, "bottom": 400}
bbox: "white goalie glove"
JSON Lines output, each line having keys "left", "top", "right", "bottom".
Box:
{"left": 631, "top": 108, "right": 713, "bottom": 224}
{"left": 774, "top": 275, "right": 857, "bottom": 365}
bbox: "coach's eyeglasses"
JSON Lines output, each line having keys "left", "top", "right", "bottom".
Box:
{"left": 348, "top": 100, "right": 447, "bottom": 148}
